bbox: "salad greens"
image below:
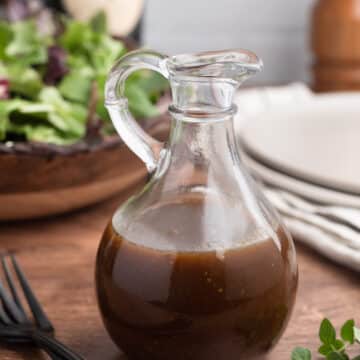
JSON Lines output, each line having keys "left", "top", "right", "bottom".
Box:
{"left": 0, "top": 11, "right": 168, "bottom": 145}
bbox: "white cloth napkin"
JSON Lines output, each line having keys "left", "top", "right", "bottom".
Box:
{"left": 265, "top": 188, "right": 360, "bottom": 271}
{"left": 235, "top": 84, "right": 360, "bottom": 272}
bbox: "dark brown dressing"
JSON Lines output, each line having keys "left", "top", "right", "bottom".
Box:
{"left": 96, "top": 199, "right": 298, "bottom": 360}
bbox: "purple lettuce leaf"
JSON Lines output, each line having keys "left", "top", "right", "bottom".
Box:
{"left": 0, "top": 79, "right": 10, "bottom": 100}
{"left": 43, "top": 45, "right": 68, "bottom": 85}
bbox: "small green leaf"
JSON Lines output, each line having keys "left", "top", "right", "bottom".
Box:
{"left": 335, "top": 339, "right": 345, "bottom": 352}
{"left": 319, "top": 344, "right": 332, "bottom": 356}
{"left": 90, "top": 11, "right": 107, "bottom": 33}
{"left": 354, "top": 327, "right": 360, "bottom": 344}
{"left": 352, "top": 356, "right": 360, "bottom": 360}
{"left": 320, "top": 319, "right": 337, "bottom": 345}
{"left": 340, "top": 320, "right": 354, "bottom": 344}
{"left": 291, "top": 347, "right": 312, "bottom": 360}
{"left": 326, "top": 352, "right": 347, "bottom": 360}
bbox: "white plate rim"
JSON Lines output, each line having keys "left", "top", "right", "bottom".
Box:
{"left": 240, "top": 92, "right": 360, "bottom": 194}
{"left": 241, "top": 151, "right": 360, "bottom": 208}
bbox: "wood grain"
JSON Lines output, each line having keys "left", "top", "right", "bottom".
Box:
{"left": 0, "top": 184, "right": 359, "bottom": 360}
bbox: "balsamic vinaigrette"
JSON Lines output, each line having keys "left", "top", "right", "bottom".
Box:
{"left": 98, "top": 48, "right": 298, "bottom": 360}
{"left": 96, "top": 198, "right": 298, "bottom": 360}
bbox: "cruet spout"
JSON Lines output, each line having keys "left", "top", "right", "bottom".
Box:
{"left": 167, "top": 49, "right": 263, "bottom": 85}
{"left": 166, "top": 49, "right": 263, "bottom": 112}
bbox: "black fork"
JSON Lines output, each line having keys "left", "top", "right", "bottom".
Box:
{"left": 0, "top": 253, "right": 84, "bottom": 360}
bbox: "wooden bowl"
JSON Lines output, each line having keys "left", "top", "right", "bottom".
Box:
{"left": 0, "top": 115, "right": 169, "bottom": 221}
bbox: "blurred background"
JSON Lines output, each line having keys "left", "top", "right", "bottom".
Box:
{"left": 1, "top": 0, "right": 354, "bottom": 88}
{"left": 7, "top": 0, "right": 322, "bottom": 85}
{"left": 144, "top": 0, "right": 314, "bottom": 85}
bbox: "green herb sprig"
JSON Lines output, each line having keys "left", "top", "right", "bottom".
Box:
{"left": 292, "top": 319, "right": 360, "bottom": 360}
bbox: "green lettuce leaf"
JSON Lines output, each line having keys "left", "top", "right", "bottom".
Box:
{"left": 0, "top": 100, "right": 12, "bottom": 141}
{"left": 8, "top": 122, "right": 79, "bottom": 145}
{"left": 0, "top": 22, "right": 13, "bottom": 59}
{"left": 125, "top": 82, "right": 160, "bottom": 119}
{"left": 128, "top": 71, "right": 168, "bottom": 100}
{"left": 0, "top": 99, "right": 51, "bottom": 141}
{"left": 60, "top": 17, "right": 125, "bottom": 74}
{"left": 59, "top": 20, "right": 94, "bottom": 56}
{"left": 6, "top": 65, "right": 43, "bottom": 99}
{"left": 24, "top": 126, "right": 77, "bottom": 144}
{"left": 90, "top": 11, "right": 107, "bottom": 33}
{"left": 59, "top": 69, "right": 93, "bottom": 104}
{"left": 94, "top": 73, "right": 108, "bottom": 121}
{"left": 38, "top": 87, "right": 87, "bottom": 137}
{"left": 90, "top": 34, "right": 125, "bottom": 73}
{"left": 5, "top": 93, "right": 87, "bottom": 144}
{"left": 6, "top": 21, "right": 48, "bottom": 65}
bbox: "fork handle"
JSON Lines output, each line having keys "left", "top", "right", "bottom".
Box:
{"left": 42, "top": 346, "right": 68, "bottom": 360}
{"left": 31, "top": 331, "right": 84, "bottom": 360}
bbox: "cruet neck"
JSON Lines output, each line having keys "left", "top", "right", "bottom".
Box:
{"left": 156, "top": 114, "right": 244, "bottom": 196}
{"left": 165, "top": 49, "right": 263, "bottom": 114}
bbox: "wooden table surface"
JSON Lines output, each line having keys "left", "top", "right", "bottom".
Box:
{"left": 0, "top": 184, "right": 359, "bottom": 360}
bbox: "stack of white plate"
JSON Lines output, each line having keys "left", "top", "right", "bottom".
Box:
{"left": 235, "top": 84, "right": 360, "bottom": 271}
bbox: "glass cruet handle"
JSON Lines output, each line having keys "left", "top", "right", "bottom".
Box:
{"left": 105, "top": 50, "right": 169, "bottom": 172}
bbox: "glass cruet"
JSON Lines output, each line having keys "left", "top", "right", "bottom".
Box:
{"left": 96, "top": 49, "right": 298, "bottom": 360}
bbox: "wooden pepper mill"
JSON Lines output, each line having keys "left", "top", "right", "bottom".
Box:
{"left": 312, "top": 0, "right": 360, "bottom": 91}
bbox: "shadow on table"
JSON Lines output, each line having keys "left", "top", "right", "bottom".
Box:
{"left": 296, "top": 241, "right": 360, "bottom": 285}
{"left": 0, "top": 344, "right": 47, "bottom": 359}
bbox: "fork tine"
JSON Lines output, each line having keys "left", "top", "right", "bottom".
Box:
{"left": 1, "top": 257, "right": 27, "bottom": 319}
{"left": 10, "top": 255, "right": 54, "bottom": 333}
{"left": 0, "top": 280, "right": 26, "bottom": 324}
{"left": 0, "top": 306, "right": 12, "bottom": 325}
